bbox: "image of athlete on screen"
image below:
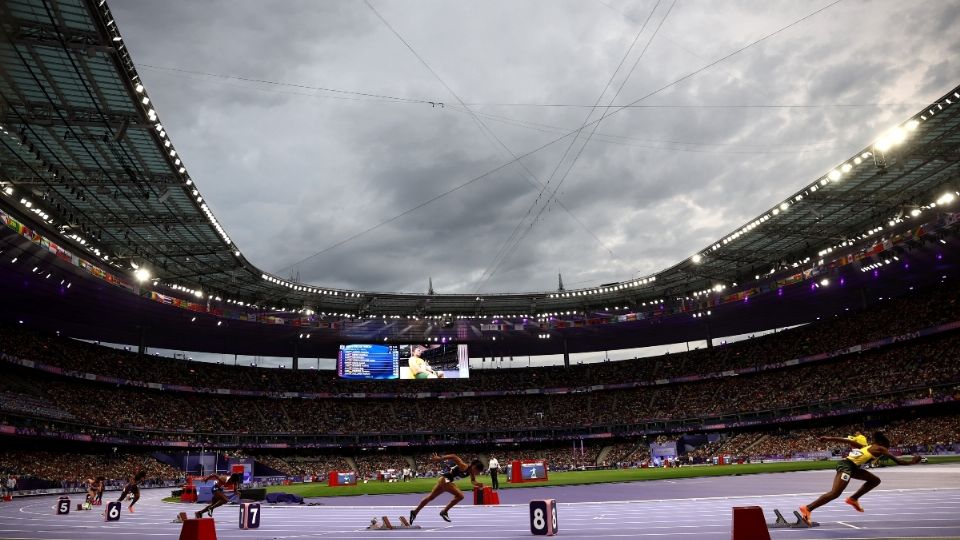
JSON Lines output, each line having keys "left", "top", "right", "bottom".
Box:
{"left": 408, "top": 345, "right": 444, "bottom": 379}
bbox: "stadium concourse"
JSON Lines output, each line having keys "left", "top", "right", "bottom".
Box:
{"left": 3, "top": 0, "right": 960, "bottom": 539}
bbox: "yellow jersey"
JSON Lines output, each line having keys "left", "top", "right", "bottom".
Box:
{"left": 846, "top": 444, "right": 877, "bottom": 466}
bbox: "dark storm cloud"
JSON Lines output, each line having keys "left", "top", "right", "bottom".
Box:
{"left": 110, "top": 0, "right": 960, "bottom": 295}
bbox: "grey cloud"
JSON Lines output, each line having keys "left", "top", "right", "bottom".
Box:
{"left": 108, "top": 0, "right": 960, "bottom": 295}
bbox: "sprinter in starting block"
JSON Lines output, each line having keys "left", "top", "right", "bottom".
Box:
{"left": 116, "top": 471, "right": 146, "bottom": 513}
{"left": 194, "top": 472, "right": 243, "bottom": 519}
{"left": 84, "top": 477, "right": 104, "bottom": 506}
{"left": 409, "top": 454, "right": 484, "bottom": 524}
{"left": 799, "top": 432, "right": 922, "bottom": 526}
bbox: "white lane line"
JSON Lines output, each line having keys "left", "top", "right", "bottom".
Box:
{"left": 835, "top": 521, "right": 862, "bottom": 529}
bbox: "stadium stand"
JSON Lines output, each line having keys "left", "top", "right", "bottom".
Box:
{"left": 2, "top": 283, "right": 958, "bottom": 396}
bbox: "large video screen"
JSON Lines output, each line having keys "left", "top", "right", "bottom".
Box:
{"left": 337, "top": 343, "right": 469, "bottom": 380}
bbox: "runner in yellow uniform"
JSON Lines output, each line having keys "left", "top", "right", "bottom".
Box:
{"left": 799, "top": 432, "right": 921, "bottom": 526}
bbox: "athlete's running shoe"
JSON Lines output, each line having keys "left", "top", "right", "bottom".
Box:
{"left": 439, "top": 510, "right": 451, "bottom": 522}
{"left": 845, "top": 497, "right": 864, "bottom": 512}
{"left": 799, "top": 505, "right": 813, "bottom": 527}
{"left": 128, "top": 505, "right": 135, "bottom": 513}
{"left": 195, "top": 511, "right": 204, "bottom": 519}
{"left": 409, "top": 510, "right": 417, "bottom": 525}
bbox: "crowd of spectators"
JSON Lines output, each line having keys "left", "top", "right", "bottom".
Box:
{"left": 0, "top": 451, "right": 182, "bottom": 489}
{"left": 252, "top": 454, "right": 349, "bottom": 477}
{"left": 2, "top": 282, "right": 958, "bottom": 397}
{"left": 1, "top": 329, "right": 958, "bottom": 439}
{"left": 3, "top": 414, "right": 957, "bottom": 485}
{"left": 698, "top": 415, "right": 960, "bottom": 461}
{"left": 352, "top": 455, "right": 411, "bottom": 480}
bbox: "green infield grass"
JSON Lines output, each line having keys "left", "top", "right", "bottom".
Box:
{"left": 163, "top": 455, "right": 959, "bottom": 502}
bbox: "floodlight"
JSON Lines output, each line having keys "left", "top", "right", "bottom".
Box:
{"left": 134, "top": 268, "right": 151, "bottom": 282}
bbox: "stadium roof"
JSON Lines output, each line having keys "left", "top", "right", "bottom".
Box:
{"left": 2, "top": 0, "right": 959, "bottom": 324}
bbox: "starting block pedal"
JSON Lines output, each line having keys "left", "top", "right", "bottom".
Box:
{"left": 367, "top": 516, "right": 422, "bottom": 530}
{"left": 769, "top": 509, "right": 819, "bottom": 528}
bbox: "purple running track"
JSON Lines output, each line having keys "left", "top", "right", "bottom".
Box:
{"left": 1, "top": 464, "right": 958, "bottom": 539}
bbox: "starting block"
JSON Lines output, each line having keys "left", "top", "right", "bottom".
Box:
{"left": 367, "top": 516, "right": 421, "bottom": 530}
{"left": 769, "top": 508, "right": 820, "bottom": 528}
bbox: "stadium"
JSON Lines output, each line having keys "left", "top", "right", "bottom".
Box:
{"left": 1, "top": 0, "right": 959, "bottom": 539}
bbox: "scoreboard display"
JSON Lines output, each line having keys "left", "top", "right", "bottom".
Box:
{"left": 511, "top": 460, "right": 548, "bottom": 483}
{"left": 521, "top": 462, "right": 547, "bottom": 480}
{"left": 337, "top": 343, "right": 470, "bottom": 380}
{"left": 327, "top": 471, "right": 357, "bottom": 487}
{"left": 337, "top": 344, "right": 398, "bottom": 379}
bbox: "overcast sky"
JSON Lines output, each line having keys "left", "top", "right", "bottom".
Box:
{"left": 110, "top": 0, "right": 960, "bottom": 296}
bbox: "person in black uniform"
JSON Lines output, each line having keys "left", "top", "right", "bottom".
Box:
{"left": 116, "top": 471, "right": 146, "bottom": 513}
{"left": 194, "top": 473, "right": 242, "bottom": 519}
{"left": 409, "top": 454, "right": 484, "bottom": 524}
{"left": 94, "top": 476, "right": 105, "bottom": 505}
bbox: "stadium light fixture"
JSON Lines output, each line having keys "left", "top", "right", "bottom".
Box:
{"left": 828, "top": 170, "right": 842, "bottom": 181}
{"left": 134, "top": 268, "right": 151, "bottom": 283}
{"left": 779, "top": 202, "right": 789, "bottom": 211}
{"left": 691, "top": 254, "right": 702, "bottom": 264}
